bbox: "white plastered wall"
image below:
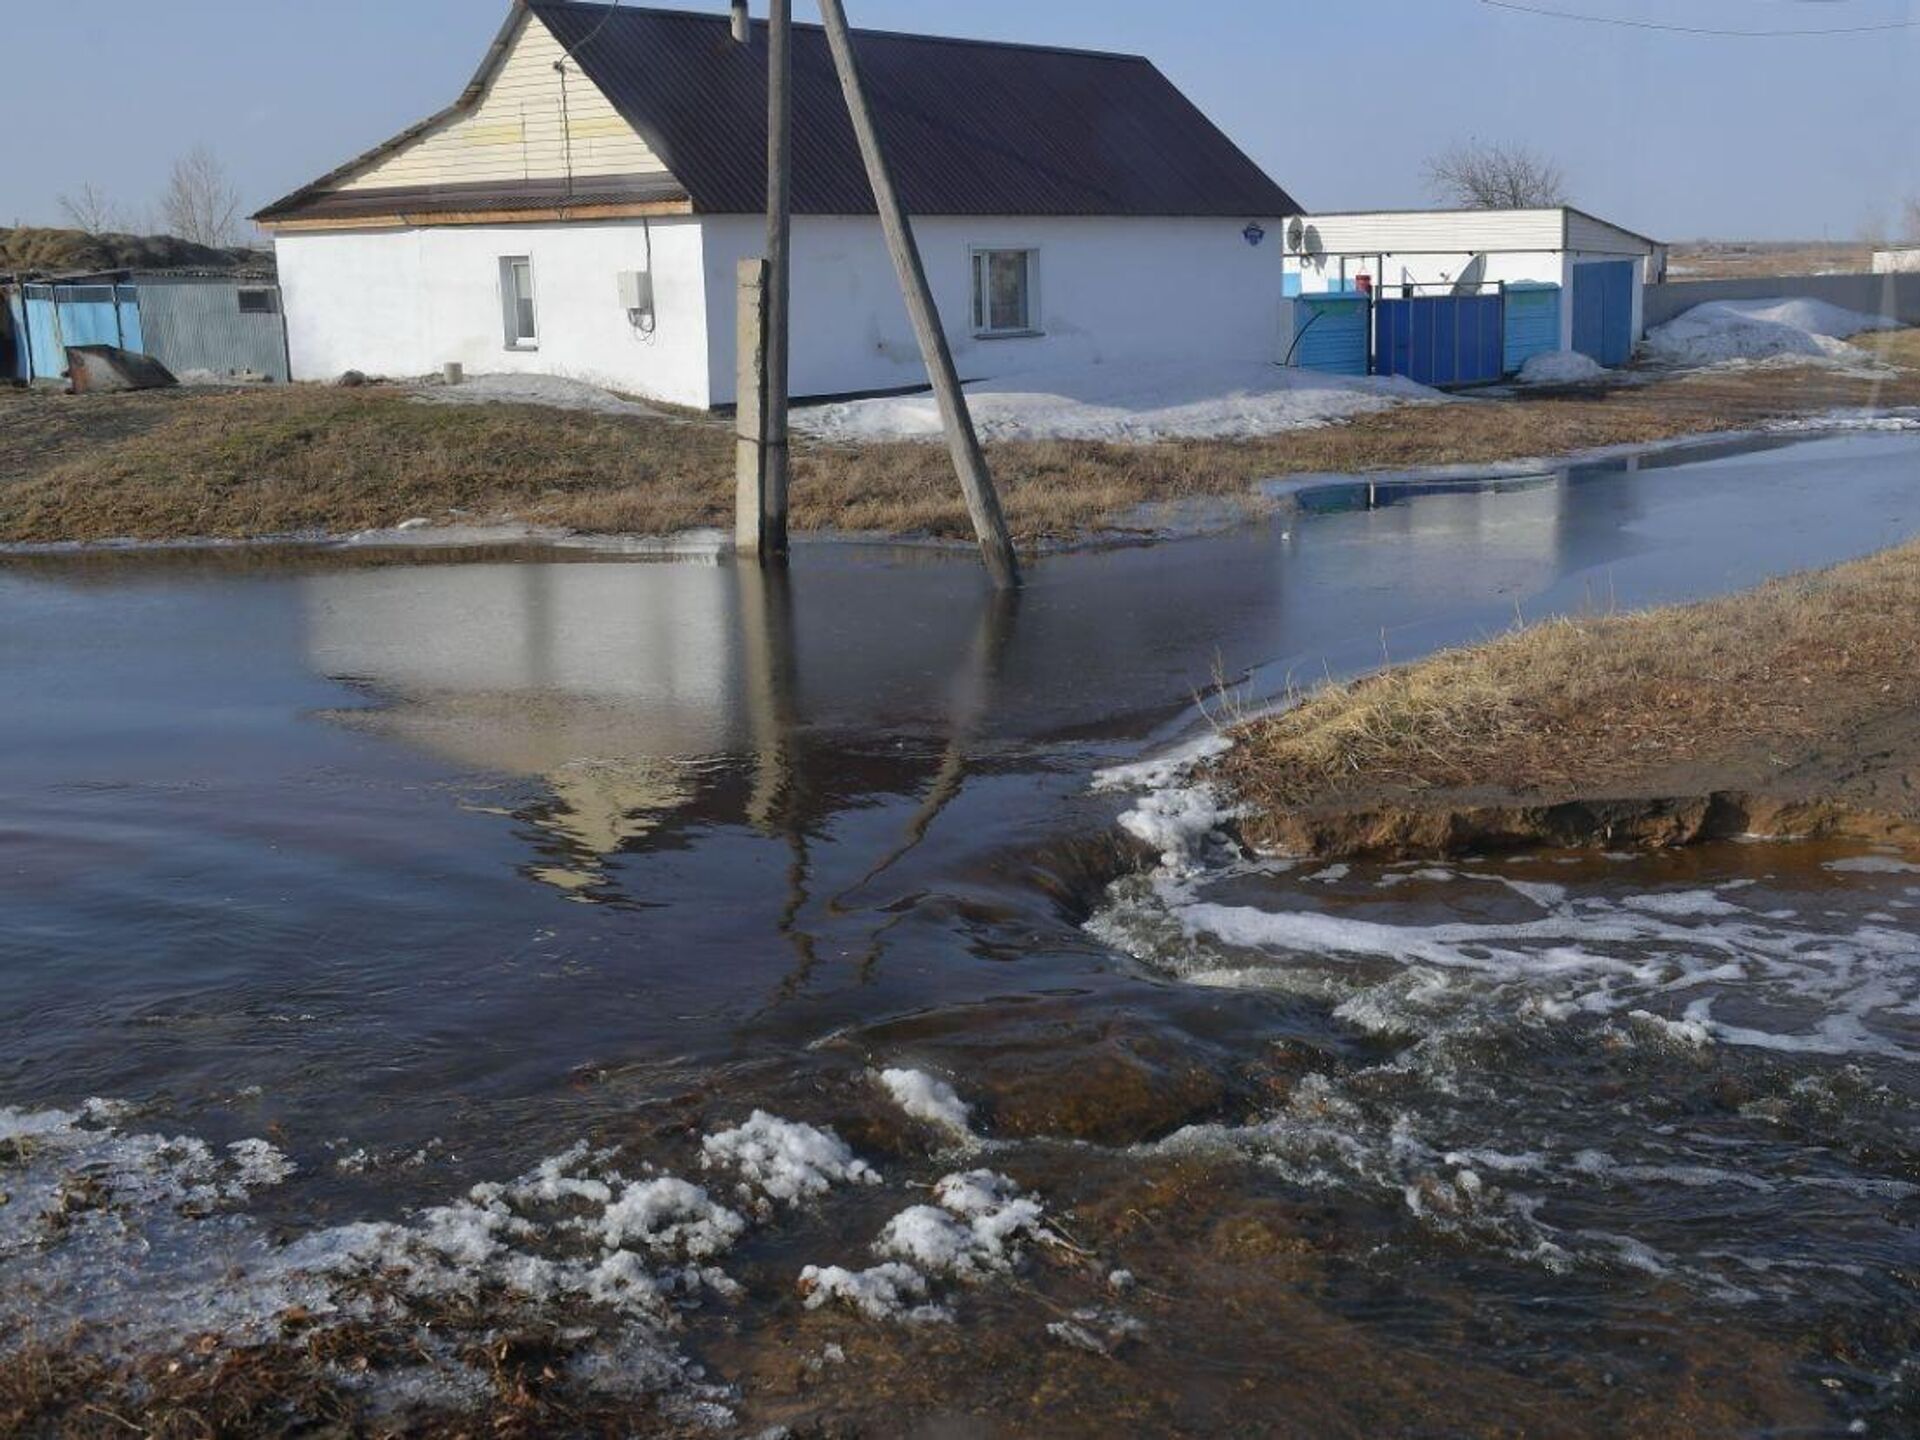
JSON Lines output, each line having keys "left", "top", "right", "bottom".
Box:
{"left": 275, "top": 218, "right": 712, "bottom": 406}
{"left": 698, "top": 213, "right": 1287, "bottom": 405}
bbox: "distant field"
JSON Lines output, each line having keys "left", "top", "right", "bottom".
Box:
{"left": 1666, "top": 239, "right": 1875, "bottom": 281}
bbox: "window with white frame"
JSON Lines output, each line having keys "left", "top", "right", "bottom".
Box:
{"left": 500, "top": 256, "right": 538, "bottom": 348}
{"left": 971, "top": 248, "right": 1038, "bottom": 337}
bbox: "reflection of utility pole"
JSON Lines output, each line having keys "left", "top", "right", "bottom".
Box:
{"left": 738, "top": 560, "right": 800, "bottom": 834}
{"left": 832, "top": 585, "right": 1021, "bottom": 909}
{"left": 816, "top": 0, "right": 1020, "bottom": 591}
{"left": 735, "top": 559, "right": 822, "bottom": 997}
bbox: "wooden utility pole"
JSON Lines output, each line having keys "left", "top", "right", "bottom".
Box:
{"left": 815, "top": 0, "right": 1020, "bottom": 590}
{"left": 762, "top": 0, "right": 793, "bottom": 556}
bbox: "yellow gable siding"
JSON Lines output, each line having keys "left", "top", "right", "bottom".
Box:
{"left": 338, "top": 15, "right": 666, "bottom": 193}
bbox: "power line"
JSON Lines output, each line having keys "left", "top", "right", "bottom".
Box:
{"left": 1480, "top": 0, "right": 1920, "bottom": 35}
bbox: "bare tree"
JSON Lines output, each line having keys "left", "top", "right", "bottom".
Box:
{"left": 160, "top": 146, "right": 243, "bottom": 248}
{"left": 1425, "top": 140, "right": 1569, "bottom": 210}
{"left": 58, "top": 182, "right": 130, "bottom": 236}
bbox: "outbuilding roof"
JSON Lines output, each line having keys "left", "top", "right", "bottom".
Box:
{"left": 259, "top": 0, "right": 1295, "bottom": 223}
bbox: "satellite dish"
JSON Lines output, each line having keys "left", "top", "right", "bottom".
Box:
{"left": 1286, "top": 217, "right": 1306, "bottom": 253}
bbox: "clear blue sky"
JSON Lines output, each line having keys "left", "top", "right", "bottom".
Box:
{"left": 5, "top": 0, "right": 1916, "bottom": 241}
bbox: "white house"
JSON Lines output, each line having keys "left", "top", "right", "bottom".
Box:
{"left": 1280, "top": 208, "right": 1663, "bottom": 367}
{"left": 257, "top": 0, "right": 1299, "bottom": 409}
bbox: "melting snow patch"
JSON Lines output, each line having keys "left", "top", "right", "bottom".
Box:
{"left": 700, "top": 1112, "right": 880, "bottom": 1210}
{"left": 1516, "top": 351, "right": 1606, "bottom": 386}
{"left": 792, "top": 360, "right": 1442, "bottom": 444}
{"left": 1643, "top": 299, "right": 1898, "bottom": 369}
{"left": 413, "top": 372, "right": 661, "bottom": 417}
{"left": 599, "top": 1177, "right": 747, "bottom": 1261}
{"left": 804, "top": 1170, "right": 1056, "bottom": 1325}
{"left": 1047, "top": 1308, "right": 1148, "bottom": 1356}
{"left": 874, "top": 1171, "right": 1047, "bottom": 1280}
{"left": 226, "top": 1138, "right": 297, "bottom": 1193}
{"left": 799, "top": 1262, "right": 951, "bottom": 1324}
{"left": 876, "top": 1069, "right": 977, "bottom": 1146}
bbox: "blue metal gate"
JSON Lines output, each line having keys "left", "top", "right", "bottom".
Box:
{"left": 1503, "top": 283, "right": 1562, "bottom": 374}
{"left": 1572, "top": 261, "right": 1634, "bottom": 367}
{"left": 1286, "top": 294, "right": 1371, "bottom": 377}
{"left": 1374, "top": 293, "right": 1506, "bottom": 387}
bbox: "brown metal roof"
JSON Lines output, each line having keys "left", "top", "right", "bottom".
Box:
{"left": 260, "top": 1, "right": 1295, "bottom": 224}
{"left": 534, "top": 1, "right": 1295, "bottom": 218}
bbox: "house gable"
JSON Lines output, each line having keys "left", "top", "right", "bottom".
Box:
{"left": 257, "top": 9, "right": 690, "bottom": 228}
{"left": 337, "top": 12, "right": 669, "bottom": 194}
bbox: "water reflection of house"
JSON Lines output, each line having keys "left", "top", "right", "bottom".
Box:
{"left": 303, "top": 561, "right": 740, "bottom": 892}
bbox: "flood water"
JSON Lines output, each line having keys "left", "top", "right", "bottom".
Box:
{"left": 4, "top": 432, "right": 1919, "bottom": 1436}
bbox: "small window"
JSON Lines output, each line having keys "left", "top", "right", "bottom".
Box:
{"left": 236, "top": 288, "right": 276, "bottom": 315}
{"left": 971, "top": 248, "right": 1038, "bottom": 337}
{"left": 500, "top": 256, "right": 538, "bottom": 349}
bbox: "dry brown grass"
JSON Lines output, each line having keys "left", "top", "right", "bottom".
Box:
{"left": 5, "top": 334, "right": 1920, "bottom": 548}
{"left": 1218, "top": 537, "right": 1920, "bottom": 846}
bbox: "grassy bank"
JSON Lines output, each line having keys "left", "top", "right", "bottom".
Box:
{"left": 1216, "top": 537, "right": 1920, "bottom": 856}
{"left": 4, "top": 332, "right": 1920, "bottom": 547}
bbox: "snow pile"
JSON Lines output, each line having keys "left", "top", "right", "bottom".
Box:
{"left": 792, "top": 359, "right": 1441, "bottom": 444}
{"left": 800, "top": 1169, "right": 1056, "bottom": 1323}
{"left": 1642, "top": 298, "right": 1898, "bottom": 368}
{"left": 876, "top": 1069, "right": 977, "bottom": 1145}
{"left": 413, "top": 372, "right": 661, "bottom": 417}
{"left": 700, "top": 1111, "right": 880, "bottom": 1209}
{"left": 1516, "top": 350, "right": 1606, "bottom": 386}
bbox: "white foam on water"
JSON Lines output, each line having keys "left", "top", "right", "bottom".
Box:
{"left": 1099, "top": 875, "right": 1920, "bottom": 1060}
{"left": 1093, "top": 733, "right": 1242, "bottom": 874}
{"left": 1826, "top": 855, "right": 1920, "bottom": 875}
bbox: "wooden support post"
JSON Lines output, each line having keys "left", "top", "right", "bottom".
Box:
{"left": 763, "top": 0, "right": 793, "bottom": 557}
{"left": 735, "top": 258, "right": 770, "bottom": 555}
{"left": 815, "top": 0, "right": 1020, "bottom": 590}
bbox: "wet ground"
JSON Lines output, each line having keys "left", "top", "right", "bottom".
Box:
{"left": 3, "top": 432, "right": 1919, "bottom": 1436}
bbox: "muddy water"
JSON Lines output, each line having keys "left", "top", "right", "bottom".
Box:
{"left": 3, "top": 432, "right": 1919, "bottom": 1436}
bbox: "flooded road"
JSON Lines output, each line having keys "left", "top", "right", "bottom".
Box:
{"left": 3, "top": 432, "right": 1919, "bottom": 1435}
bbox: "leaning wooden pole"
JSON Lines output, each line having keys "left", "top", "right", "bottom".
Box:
{"left": 815, "top": 0, "right": 1020, "bottom": 590}
{"left": 762, "top": 0, "right": 793, "bottom": 557}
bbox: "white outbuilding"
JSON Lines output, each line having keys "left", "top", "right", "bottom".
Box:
{"left": 1280, "top": 207, "right": 1662, "bottom": 373}
{"left": 257, "top": 0, "right": 1299, "bottom": 409}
